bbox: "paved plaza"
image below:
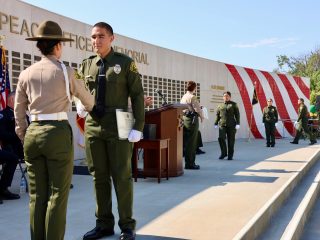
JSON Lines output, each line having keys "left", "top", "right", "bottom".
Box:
{"left": 0, "top": 138, "right": 319, "bottom": 240}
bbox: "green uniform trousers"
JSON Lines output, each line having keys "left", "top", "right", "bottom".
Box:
{"left": 85, "top": 122, "right": 136, "bottom": 231}
{"left": 264, "top": 122, "right": 276, "bottom": 146}
{"left": 183, "top": 116, "right": 199, "bottom": 167}
{"left": 23, "top": 120, "right": 73, "bottom": 240}
{"left": 218, "top": 126, "right": 236, "bottom": 158}
{"left": 197, "top": 130, "right": 203, "bottom": 148}
{"left": 293, "top": 121, "right": 315, "bottom": 143}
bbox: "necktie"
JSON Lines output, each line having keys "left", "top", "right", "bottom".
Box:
{"left": 96, "top": 60, "right": 106, "bottom": 109}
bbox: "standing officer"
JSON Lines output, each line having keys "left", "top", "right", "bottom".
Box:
{"left": 180, "top": 81, "right": 204, "bottom": 170}
{"left": 79, "top": 22, "right": 144, "bottom": 240}
{"left": 14, "top": 20, "right": 94, "bottom": 240}
{"left": 290, "top": 98, "right": 317, "bottom": 145}
{"left": 214, "top": 91, "right": 240, "bottom": 160}
{"left": 0, "top": 92, "right": 22, "bottom": 201}
{"left": 262, "top": 98, "right": 278, "bottom": 147}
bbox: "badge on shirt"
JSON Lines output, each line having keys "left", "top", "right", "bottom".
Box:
{"left": 114, "top": 64, "right": 121, "bottom": 74}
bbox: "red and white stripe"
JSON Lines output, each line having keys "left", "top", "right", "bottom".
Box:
{"left": 225, "top": 64, "right": 310, "bottom": 139}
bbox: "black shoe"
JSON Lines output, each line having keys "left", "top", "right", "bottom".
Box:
{"left": 227, "top": 156, "right": 233, "bottom": 160}
{"left": 290, "top": 141, "right": 298, "bottom": 144}
{"left": 83, "top": 226, "right": 114, "bottom": 240}
{"left": 270, "top": 144, "right": 275, "bottom": 147}
{"left": 196, "top": 148, "right": 206, "bottom": 155}
{"left": 219, "top": 154, "right": 227, "bottom": 160}
{"left": 70, "top": 184, "right": 74, "bottom": 189}
{"left": 185, "top": 164, "right": 200, "bottom": 170}
{"left": 309, "top": 140, "right": 317, "bottom": 145}
{"left": 0, "top": 197, "right": 3, "bottom": 204}
{"left": 0, "top": 189, "right": 20, "bottom": 200}
{"left": 119, "top": 229, "right": 136, "bottom": 240}
{"left": 266, "top": 144, "right": 270, "bottom": 147}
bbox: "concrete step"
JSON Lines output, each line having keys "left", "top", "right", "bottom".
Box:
{"left": 258, "top": 155, "right": 320, "bottom": 240}
{"left": 234, "top": 149, "right": 320, "bottom": 240}
{"left": 300, "top": 189, "right": 320, "bottom": 240}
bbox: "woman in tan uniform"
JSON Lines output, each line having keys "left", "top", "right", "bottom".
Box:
{"left": 180, "top": 81, "right": 204, "bottom": 170}
{"left": 14, "top": 21, "right": 95, "bottom": 240}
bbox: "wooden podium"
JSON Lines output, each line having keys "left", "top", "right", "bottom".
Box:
{"left": 140, "top": 103, "right": 187, "bottom": 177}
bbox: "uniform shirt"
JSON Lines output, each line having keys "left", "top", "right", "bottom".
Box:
{"left": 297, "top": 103, "right": 308, "bottom": 123}
{"left": 215, "top": 101, "right": 240, "bottom": 127}
{"left": 180, "top": 91, "right": 204, "bottom": 120}
{"left": 262, "top": 105, "right": 278, "bottom": 124}
{"left": 15, "top": 55, "right": 94, "bottom": 140}
{"left": 78, "top": 48, "right": 145, "bottom": 134}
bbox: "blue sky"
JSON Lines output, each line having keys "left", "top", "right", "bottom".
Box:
{"left": 21, "top": 0, "right": 320, "bottom": 72}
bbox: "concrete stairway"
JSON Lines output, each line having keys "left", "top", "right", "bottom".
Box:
{"left": 234, "top": 149, "right": 320, "bottom": 240}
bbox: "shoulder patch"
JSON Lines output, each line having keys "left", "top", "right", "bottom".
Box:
{"left": 82, "top": 55, "right": 96, "bottom": 64}
{"left": 0, "top": 113, "right": 3, "bottom": 119}
{"left": 129, "top": 61, "right": 139, "bottom": 73}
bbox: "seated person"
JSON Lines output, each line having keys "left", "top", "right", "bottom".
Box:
{"left": 0, "top": 148, "right": 20, "bottom": 203}
{"left": 0, "top": 92, "right": 23, "bottom": 201}
{"left": 0, "top": 92, "right": 25, "bottom": 159}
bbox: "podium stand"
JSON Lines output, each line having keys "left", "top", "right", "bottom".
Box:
{"left": 140, "top": 103, "right": 187, "bottom": 177}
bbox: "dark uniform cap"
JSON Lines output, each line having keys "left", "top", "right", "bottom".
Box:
{"left": 26, "top": 20, "right": 73, "bottom": 42}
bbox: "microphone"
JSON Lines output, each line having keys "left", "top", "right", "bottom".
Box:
{"left": 154, "top": 88, "right": 164, "bottom": 97}
{"left": 154, "top": 88, "right": 168, "bottom": 105}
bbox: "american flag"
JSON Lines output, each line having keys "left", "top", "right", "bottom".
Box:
{"left": 0, "top": 45, "right": 11, "bottom": 110}
{"left": 225, "top": 63, "right": 309, "bottom": 138}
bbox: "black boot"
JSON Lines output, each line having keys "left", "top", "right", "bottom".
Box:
{"left": 83, "top": 226, "right": 114, "bottom": 240}
{"left": 119, "top": 229, "right": 136, "bottom": 240}
{"left": 196, "top": 148, "right": 206, "bottom": 154}
{"left": 219, "top": 154, "right": 227, "bottom": 160}
{"left": 0, "top": 188, "right": 20, "bottom": 200}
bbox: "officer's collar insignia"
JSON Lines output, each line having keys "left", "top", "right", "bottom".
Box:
{"left": 0, "top": 113, "right": 3, "bottom": 119}
{"left": 114, "top": 64, "right": 121, "bottom": 74}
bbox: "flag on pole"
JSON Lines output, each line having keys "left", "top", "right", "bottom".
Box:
{"left": 0, "top": 45, "right": 11, "bottom": 110}
{"left": 251, "top": 86, "right": 258, "bottom": 105}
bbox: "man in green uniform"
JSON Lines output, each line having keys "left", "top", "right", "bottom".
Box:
{"left": 290, "top": 98, "right": 317, "bottom": 145}
{"left": 79, "top": 22, "right": 144, "bottom": 240}
{"left": 262, "top": 98, "right": 278, "bottom": 147}
{"left": 214, "top": 91, "right": 240, "bottom": 160}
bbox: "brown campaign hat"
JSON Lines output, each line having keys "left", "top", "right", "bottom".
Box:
{"left": 26, "top": 20, "right": 73, "bottom": 42}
